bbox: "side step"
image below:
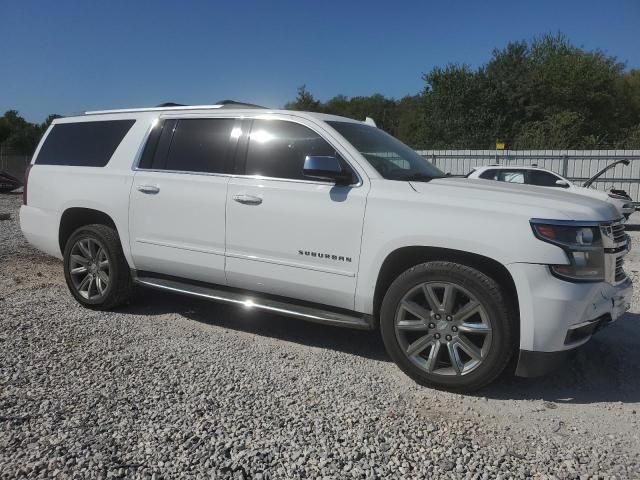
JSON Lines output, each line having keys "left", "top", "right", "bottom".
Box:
{"left": 134, "top": 275, "right": 373, "bottom": 330}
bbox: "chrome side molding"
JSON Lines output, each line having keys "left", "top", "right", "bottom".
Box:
{"left": 133, "top": 274, "right": 373, "bottom": 330}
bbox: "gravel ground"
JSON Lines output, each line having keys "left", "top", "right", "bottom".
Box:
{"left": 1, "top": 193, "right": 639, "bottom": 479}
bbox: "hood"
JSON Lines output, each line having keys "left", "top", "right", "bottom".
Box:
{"left": 570, "top": 185, "right": 611, "bottom": 202}
{"left": 409, "top": 177, "right": 620, "bottom": 221}
{"left": 583, "top": 159, "right": 630, "bottom": 187}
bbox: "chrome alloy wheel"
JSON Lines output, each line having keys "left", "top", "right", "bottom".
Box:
{"left": 394, "top": 282, "right": 493, "bottom": 376}
{"left": 69, "top": 237, "right": 110, "bottom": 300}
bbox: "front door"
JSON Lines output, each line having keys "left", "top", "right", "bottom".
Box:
{"left": 225, "top": 118, "right": 369, "bottom": 310}
{"left": 129, "top": 117, "right": 239, "bottom": 285}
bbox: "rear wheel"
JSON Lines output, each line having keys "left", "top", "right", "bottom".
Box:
{"left": 63, "top": 224, "right": 133, "bottom": 309}
{"left": 380, "top": 261, "right": 516, "bottom": 392}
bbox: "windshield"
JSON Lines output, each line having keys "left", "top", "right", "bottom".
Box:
{"left": 327, "top": 121, "right": 445, "bottom": 181}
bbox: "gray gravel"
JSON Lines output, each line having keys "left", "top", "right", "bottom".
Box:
{"left": 1, "top": 194, "right": 639, "bottom": 479}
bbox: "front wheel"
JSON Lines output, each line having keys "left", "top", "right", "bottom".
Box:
{"left": 63, "top": 224, "right": 133, "bottom": 310}
{"left": 380, "top": 261, "right": 516, "bottom": 392}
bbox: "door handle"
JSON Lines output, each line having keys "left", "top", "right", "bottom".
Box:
{"left": 233, "top": 194, "right": 262, "bottom": 205}
{"left": 137, "top": 185, "right": 160, "bottom": 194}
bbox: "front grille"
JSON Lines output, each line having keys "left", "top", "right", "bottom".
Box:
{"left": 604, "top": 220, "right": 629, "bottom": 284}
{"left": 615, "top": 257, "right": 626, "bottom": 282}
{"left": 612, "top": 223, "right": 626, "bottom": 244}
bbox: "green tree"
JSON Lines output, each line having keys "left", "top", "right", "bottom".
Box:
{"left": 512, "top": 111, "right": 585, "bottom": 149}
{"left": 286, "top": 33, "right": 640, "bottom": 149}
{"left": 623, "top": 124, "right": 640, "bottom": 149}
{"left": 325, "top": 94, "right": 398, "bottom": 134}
{"left": 0, "top": 110, "right": 59, "bottom": 155}
{"left": 285, "top": 85, "right": 322, "bottom": 112}
{"left": 421, "top": 65, "right": 494, "bottom": 148}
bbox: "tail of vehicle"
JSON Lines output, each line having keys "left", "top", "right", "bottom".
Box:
{"left": 22, "top": 165, "right": 31, "bottom": 205}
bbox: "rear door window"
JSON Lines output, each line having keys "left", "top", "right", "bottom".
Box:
{"left": 35, "top": 120, "right": 135, "bottom": 167}
{"left": 164, "top": 118, "right": 236, "bottom": 174}
{"left": 138, "top": 119, "right": 176, "bottom": 170}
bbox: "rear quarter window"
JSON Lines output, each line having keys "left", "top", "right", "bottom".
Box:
{"left": 35, "top": 119, "right": 136, "bottom": 167}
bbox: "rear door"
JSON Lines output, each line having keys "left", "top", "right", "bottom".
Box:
{"left": 224, "top": 117, "right": 369, "bottom": 310}
{"left": 129, "top": 116, "right": 240, "bottom": 284}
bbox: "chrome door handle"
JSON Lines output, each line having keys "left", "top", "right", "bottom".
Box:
{"left": 137, "top": 185, "right": 160, "bottom": 194}
{"left": 233, "top": 194, "right": 262, "bottom": 205}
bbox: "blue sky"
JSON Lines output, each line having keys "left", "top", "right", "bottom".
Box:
{"left": 2, "top": 0, "right": 639, "bottom": 122}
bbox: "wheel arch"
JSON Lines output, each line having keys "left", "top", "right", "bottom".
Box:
{"left": 58, "top": 207, "right": 119, "bottom": 254}
{"left": 373, "top": 246, "right": 519, "bottom": 327}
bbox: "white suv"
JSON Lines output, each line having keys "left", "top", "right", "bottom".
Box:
{"left": 468, "top": 165, "right": 635, "bottom": 219}
{"left": 20, "top": 102, "right": 633, "bottom": 392}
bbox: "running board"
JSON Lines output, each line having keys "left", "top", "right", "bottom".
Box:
{"left": 134, "top": 275, "right": 373, "bottom": 330}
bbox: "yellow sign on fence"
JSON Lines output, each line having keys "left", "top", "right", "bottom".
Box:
{"left": 496, "top": 142, "right": 506, "bottom": 150}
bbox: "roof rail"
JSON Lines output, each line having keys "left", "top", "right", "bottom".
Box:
{"left": 84, "top": 105, "right": 224, "bottom": 115}
{"left": 85, "top": 100, "right": 268, "bottom": 115}
{"left": 216, "top": 100, "right": 267, "bottom": 109}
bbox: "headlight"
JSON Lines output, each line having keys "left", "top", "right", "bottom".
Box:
{"left": 530, "top": 221, "right": 604, "bottom": 282}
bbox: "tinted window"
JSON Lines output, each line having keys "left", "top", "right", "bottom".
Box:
{"left": 478, "top": 169, "right": 497, "bottom": 179}
{"left": 138, "top": 119, "right": 172, "bottom": 169}
{"left": 36, "top": 120, "right": 135, "bottom": 167}
{"left": 244, "top": 120, "right": 336, "bottom": 180}
{"left": 161, "top": 118, "right": 235, "bottom": 173}
{"left": 498, "top": 171, "right": 525, "bottom": 183}
{"left": 147, "top": 120, "right": 178, "bottom": 170}
{"left": 529, "top": 170, "right": 564, "bottom": 187}
{"left": 483, "top": 169, "right": 525, "bottom": 184}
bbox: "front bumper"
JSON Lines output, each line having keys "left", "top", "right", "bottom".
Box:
{"left": 507, "top": 263, "right": 633, "bottom": 377}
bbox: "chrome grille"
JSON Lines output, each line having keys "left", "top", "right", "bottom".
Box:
{"left": 612, "top": 223, "right": 626, "bottom": 244}
{"left": 603, "top": 220, "right": 629, "bottom": 284}
{"left": 615, "top": 257, "right": 626, "bottom": 282}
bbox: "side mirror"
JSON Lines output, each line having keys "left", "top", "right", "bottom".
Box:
{"left": 303, "top": 156, "right": 352, "bottom": 185}
{"left": 555, "top": 179, "right": 570, "bottom": 188}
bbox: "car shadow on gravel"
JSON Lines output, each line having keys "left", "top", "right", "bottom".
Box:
{"left": 120, "top": 288, "right": 640, "bottom": 401}
{"left": 122, "top": 287, "right": 390, "bottom": 362}
{"left": 478, "top": 313, "right": 640, "bottom": 404}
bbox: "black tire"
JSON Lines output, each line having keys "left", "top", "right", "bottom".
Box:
{"left": 380, "top": 261, "right": 516, "bottom": 393}
{"left": 63, "top": 224, "right": 133, "bottom": 310}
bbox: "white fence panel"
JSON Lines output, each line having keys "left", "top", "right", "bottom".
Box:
{"left": 416, "top": 150, "right": 640, "bottom": 201}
